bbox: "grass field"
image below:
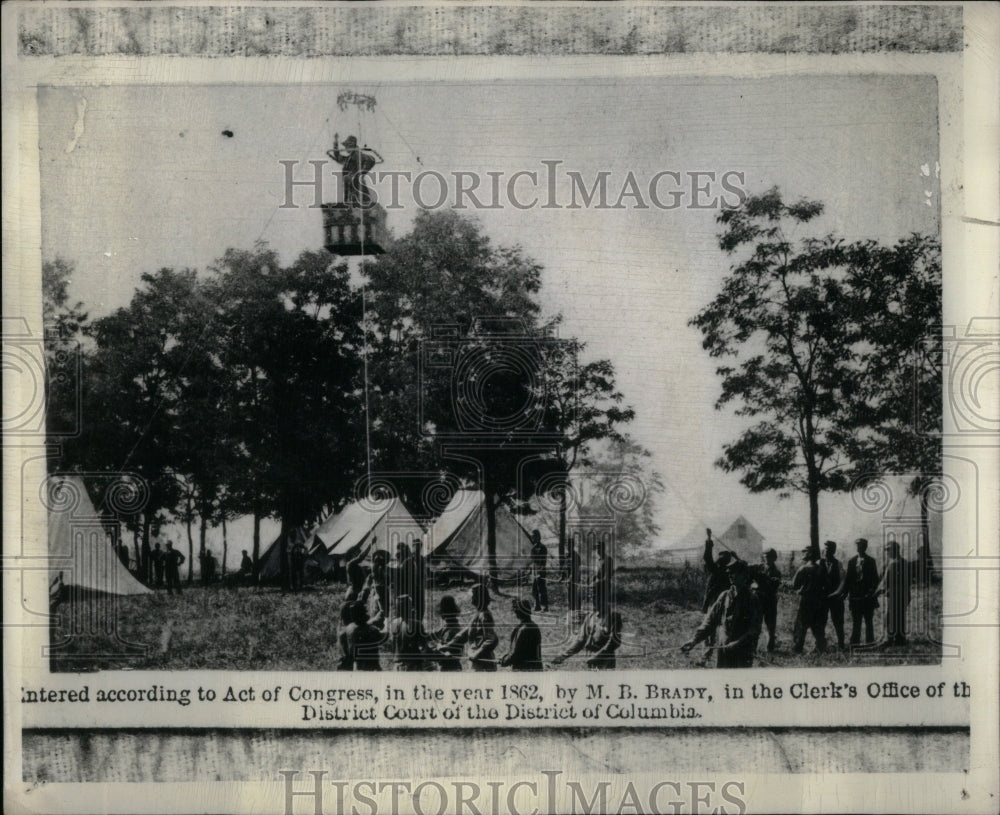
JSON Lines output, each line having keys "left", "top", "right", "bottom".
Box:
{"left": 50, "top": 563, "right": 942, "bottom": 672}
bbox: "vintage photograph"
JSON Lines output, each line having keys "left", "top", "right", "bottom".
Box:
{"left": 38, "top": 76, "right": 945, "bottom": 672}
{"left": 5, "top": 2, "right": 997, "bottom": 813}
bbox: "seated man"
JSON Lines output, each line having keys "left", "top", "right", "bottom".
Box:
{"left": 428, "top": 595, "right": 464, "bottom": 671}
{"left": 388, "top": 594, "right": 428, "bottom": 671}
{"left": 551, "top": 593, "right": 623, "bottom": 670}
{"left": 500, "top": 599, "right": 543, "bottom": 672}
{"left": 446, "top": 584, "right": 499, "bottom": 672}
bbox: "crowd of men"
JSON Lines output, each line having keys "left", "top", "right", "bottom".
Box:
{"left": 680, "top": 531, "right": 919, "bottom": 668}
{"left": 334, "top": 531, "right": 623, "bottom": 672}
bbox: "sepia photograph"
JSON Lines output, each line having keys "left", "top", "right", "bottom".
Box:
{"left": 36, "top": 75, "right": 949, "bottom": 674}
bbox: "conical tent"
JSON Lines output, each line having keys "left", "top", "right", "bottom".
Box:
{"left": 717, "top": 515, "right": 765, "bottom": 563}
{"left": 47, "top": 476, "right": 151, "bottom": 596}
{"left": 425, "top": 490, "right": 534, "bottom": 578}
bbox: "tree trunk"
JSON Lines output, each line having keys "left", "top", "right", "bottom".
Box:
{"left": 279, "top": 521, "right": 290, "bottom": 592}
{"left": 198, "top": 511, "right": 208, "bottom": 585}
{"left": 141, "top": 514, "right": 152, "bottom": 584}
{"left": 222, "top": 516, "right": 228, "bottom": 577}
{"left": 918, "top": 476, "right": 934, "bottom": 585}
{"left": 252, "top": 498, "right": 261, "bottom": 584}
{"left": 803, "top": 413, "right": 821, "bottom": 553}
{"left": 558, "top": 486, "right": 567, "bottom": 573}
{"left": 185, "top": 494, "right": 195, "bottom": 584}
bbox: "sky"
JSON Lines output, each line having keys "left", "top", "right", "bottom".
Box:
{"left": 37, "top": 75, "right": 941, "bottom": 559}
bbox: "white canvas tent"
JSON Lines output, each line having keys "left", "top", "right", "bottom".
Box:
{"left": 312, "top": 498, "right": 424, "bottom": 562}
{"left": 425, "top": 489, "right": 534, "bottom": 578}
{"left": 716, "top": 515, "right": 765, "bottom": 563}
{"left": 666, "top": 516, "right": 765, "bottom": 564}
{"left": 47, "top": 476, "right": 151, "bottom": 596}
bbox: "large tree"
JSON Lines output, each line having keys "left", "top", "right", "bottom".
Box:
{"left": 839, "top": 234, "right": 942, "bottom": 560}
{"left": 690, "top": 189, "right": 859, "bottom": 550}
{"left": 210, "top": 244, "right": 365, "bottom": 586}
{"left": 42, "top": 258, "right": 88, "bottom": 448}
{"left": 536, "top": 333, "right": 635, "bottom": 567}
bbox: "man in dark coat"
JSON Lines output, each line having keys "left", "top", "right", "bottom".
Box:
{"left": 750, "top": 548, "right": 782, "bottom": 651}
{"left": 446, "top": 584, "right": 499, "bottom": 672}
{"left": 152, "top": 543, "right": 165, "bottom": 588}
{"left": 819, "top": 540, "right": 846, "bottom": 649}
{"left": 501, "top": 599, "right": 543, "bottom": 671}
{"left": 530, "top": 530, "right": 549, "bottom": 612}
{"left": 833, "top": 537, "right": 880, "bottom": 645}
{"left": 791, "top": 544, "right": 826, "bottom": 653}
{"left": 552, "top": 592, "right": 623, "bottom": 669}
{"left": 702, "top": 531, "right": 733, "bottom": 613}
{"left": 428, "top": 595, "right": 464, "bottom": 671}
{"left": 682, "top": 560, "right": 762, "bottom": 668}
{"left": 164, "top": 542, "right": 185, "bottom": 595}
{"left": 878, "top": 540, "right": 911, "bottom": 646}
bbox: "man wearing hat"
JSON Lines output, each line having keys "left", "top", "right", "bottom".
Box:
{"left": 327, "top": 132, "right": 383, "bottom": 208}
{"left": 446, "top": 584, "right": 499, "bottom": 671}
{"left": 428, "top": 595, "right": 464, "bottom": 671}
{"left": 791, "top": 544, "right": 826, "bottom": 654}
{"left": 701, "top": 530, "right": 733, "bottom": 658}
{"left": 819, "top": 540, "right": 846, "bottom": 650}
{"left": 500, "top": 598, "right": 543, "bottom": 671}
{"left": 832, "top": 538, "right": 880, "bottom": 645}
{"left": 750, "top": 548, "right": 782, "bottom": 651}
{"left": 877, "top": 539, "right": 911, "bottom": 647}
{"left": 681, "top": 560, "right": 762, "bottom": 668}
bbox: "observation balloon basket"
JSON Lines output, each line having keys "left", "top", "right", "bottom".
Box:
{"left": 322, "top": 203, "right": 388, "bottom": 256}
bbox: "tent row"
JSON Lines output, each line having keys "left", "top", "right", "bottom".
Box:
{"left": 47, "top": 479, "right": 540, "bottom": 595}
{"left": 256, "top": 489, "right": 537, "bottom": 585}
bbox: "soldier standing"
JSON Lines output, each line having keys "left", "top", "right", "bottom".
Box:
{"left": 791, "top": 545, "right": 826, "bottom": 653}
{"left": 164, "top": 542, "right": 185, "bottom": 595}
{"left": 701, "top": 530, "right": 733, "bottom": 658}
{"left": 833, "top": 537, "right": 880, "bottom": 645}
{"left": 152, "top": 543, "right": 165, "bottom": 588}
{"left": 530, "top": 530, "right": 549, "bottom": 612}
{"left": 750, "top": 548, "right": 782, "bottom": 651}
{"left": 878, "top": 540, "right": 911, "bottom": 647}
{"left": 681, "top": 560, "right": 762, "bottom": 668}
{"left": 327, "top": 133, "right": 383, "bottom": 208}
{"left": 819, "top": 540, "right": 846, "bottom": 649}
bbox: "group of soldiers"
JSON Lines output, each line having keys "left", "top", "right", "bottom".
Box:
{"left": 117, "top": 539, "right": 188, "bottom": 594}
{"left": 681, "top": 531, "right": 918, "bottom": 668}
{"left": 335, "top": 531, "right": 623, "bottom": 672}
